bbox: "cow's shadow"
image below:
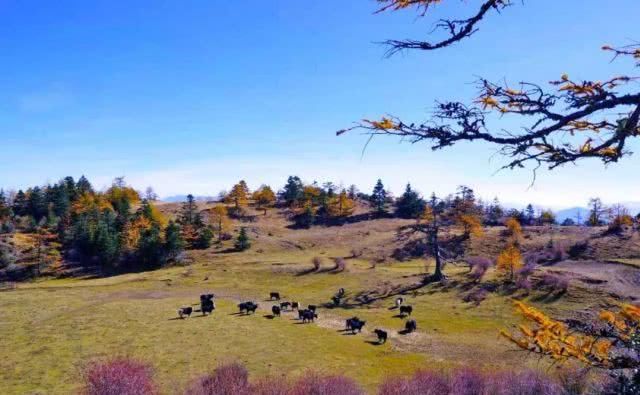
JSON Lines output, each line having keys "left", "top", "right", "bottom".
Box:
{"left": 392, "top": 314, "right": 406, "bottom": 319}
{"left": 398, "top": 329, "right": 414, "bottom": 335}
{"left": 365, "top": 340, "right": 384, "bottom": 346}
{"left": 263, "top": 314, "right": 276, "bottom": 319}
{"left": 342, "top": 332, "right": 357, "bottom": 336}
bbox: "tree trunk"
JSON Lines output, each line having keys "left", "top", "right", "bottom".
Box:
{"left": 430, "top": 226, "right": 444, "bottom": 282}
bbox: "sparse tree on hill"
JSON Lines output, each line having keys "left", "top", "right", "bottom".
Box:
{"left": 538, "top": 210, "right": 556, "bottom": 225}
{"left": 226, "top": 181, "right": 250, "bottom": 210}
{"left": 328, "top": 190, "right": 355, "bottom": 219}
{"left": 281, "top": 176, "right": 304, "bottom": 207}
{"left": 235, "top": 227, "right": 251, "bottom": 251}
{"left": 395, "top": 184, "right": 426, "bottom": 219}
{"left": 496, "top": 244, "right": 523, "bottom": 282}
{"left": 209, "top": 205, "right": 230, "bottom": 242}
{"left": 370, "top": 179, "right": 388, "bottom": 216}
{"left": 588, "top": 197, "right": 607, "bottom": 226}
{"left": 252, "top": 185, "right": 276, "bottom": 215}
{"left": 144, "top": 187, "right": 158, "bottom": 201}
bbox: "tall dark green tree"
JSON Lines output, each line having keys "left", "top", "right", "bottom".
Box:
{"left": 525, "top": 204, "right": 535, "bottom": 226}
{"left": 178, "top": 194, "right": 202, "bottom": 226}
{"left": 281, "top": 176, "right": 304, "bottom": 206}
{"left": 27, "top": 187, "right": 48, "bottom": 221}
{"left": 370, "top": 179, "right": 387, "bottom": 215}
{"left": 164, "top": 221, "right": 184, "bottom": 261}
{"left": 0, "top": 189, "right": 11, "bottom": 220}
{"left": 235, "top": 227, "right": 251, "bottom": 251}
{"left": 395, "top": 184, "right": 426, "bottom": 219}
{"left": 136, "top": 224, "right": 164, "bottom": 269}
{"left": 12, "top": 190, "right": 28, "bottom": 217}
{"left": 194, "top": 227, "right": 214, "bottom": 249}
{"left": 76, "top": 175, "right": 93, "bottom": 195}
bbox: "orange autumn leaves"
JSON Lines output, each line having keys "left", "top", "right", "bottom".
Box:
{"left": 496, "top": 217, "right": 523, "bottom": 281}
{"left": 502, "top": 301, "right": 640, "bottom": 368}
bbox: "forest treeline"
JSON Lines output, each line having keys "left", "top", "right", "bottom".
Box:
{"left": 0, "top": 175, "right": 637, "bottom": 276}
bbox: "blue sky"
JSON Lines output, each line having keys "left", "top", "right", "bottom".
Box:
{"left": 1, "top": 0, "right": 639, "bottom": 208}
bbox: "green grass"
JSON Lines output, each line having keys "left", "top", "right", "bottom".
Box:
{"left": 0, "top": 248, "right": 594, "bottom": 394}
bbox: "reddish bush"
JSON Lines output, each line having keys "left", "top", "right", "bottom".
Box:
{"left": 538, "top": 273, "right": 569, "bottom": 293}
{"left": 185, "top": 363, "right": 250, "bottom": 395}
{"left": 251, "top": 377, "right": 291, "bottom": 395}
{"left": 333, "top": 257, "right": 347, "bottom": 272}
{"left": 81, "top": 357, "right": 156, "bottom": 395}
{"left": 486, "top": 370, "right": 561, "bottom": 395}
{"left": 290, "top": 372, "right": 363, "bottom": 395}
{"left": 467, "top": 256, "right": 492, "bottom": 282}
{"left": 379, "top": 368, "right": 562, "bottom": 395}
{"left": 515, "top": 276, "right": 532, "bottom": 292}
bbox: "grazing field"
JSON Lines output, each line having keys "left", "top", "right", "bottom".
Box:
{"left": 2, "top": 208, "right": 638, "bottom": 394}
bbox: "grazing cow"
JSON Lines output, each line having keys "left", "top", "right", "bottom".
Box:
{"left": 308, "top": 305, "right": 317, "bottom": 312}
{"left": 399, "top": 305, "right": 413, "bottom": 316}
{"left": 405, "top": 319, "right": 417, "bottom": 333}
{"left": 270, "top": 292, "right": 281, "bottom": 300}
{"left": 200, "top": 294, "right": 215, "bottom": 302}
{"left": 298, "top": 309, "right": 307, "bottom": 320}
{"left": 291, "top": 301, "right": 300, "bottom": 310}
{"left": 332, "top": 296, "right": 341, "bottom": 306}
{"left": 374, "top": 329, "right": 388, "bottom": 344}
{"left": 395, "top": 297, "right": 404, "bottom": 308}
{"left": 178, "top": 307, "right": 193, "bottom": 319}
{"left": 280, "top": 302, "right": 291, "bottom": 311}
{"left": 345, "top": 317, "right": 360, "bottom": 331}
{"left": 271, "top": 305, "right": 281, "bottom": 317}
{"left": 302, "top": 310, "right": 318, "bottom": 323}
{"left": 349, "top": 319, "right": 366, "bottom": 334}
{"left": 238, "top": 302, "right": 258, "bottom": 315}
{"left": 201, "top": 299, "right": 215, "bottom": 315}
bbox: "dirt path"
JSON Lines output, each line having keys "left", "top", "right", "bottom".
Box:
{"left": 549, "top": 260, "right": 640, "bottom": 300}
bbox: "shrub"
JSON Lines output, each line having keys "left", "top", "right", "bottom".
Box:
{"left": 515, "top": 276, "right": 532, "bottom": 292}
{"left": 538, "top": 273, "right": 569, "bottom": 293}
{"left": 81, "top": 357, "right": 156, "bottom": 395}
{"left": 568, "top": 241, "right": 589, "bottom": 259}
{"left": 333, "top": 257, "right": 347, "bottom": 272}
{"left": 311, "top": 256, "right": 322, "bottom": 271}
{"left": 463, "top": 288, "right": 489, "bottom": 306}
{"left": 290, "top": 372, "right": 363, "bottom": 395}
{"left": 185, "top": 363, "right": 250, "bottom": 395}
{"left": 467, "top": 256, "right": 492, "bottom": 282}
{"left": 486, "top": 370, "right": 561, "bottom": 395}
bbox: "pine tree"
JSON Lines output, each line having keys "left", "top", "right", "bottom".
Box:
{"left": 294, "top": 203, "right": 315, "bottom": 228}
{"left": 235, "top": 227, "right": 251, "bottom": 251}
{"left": 194, "top": 227, "right": 214, "bottom": 249}
{"left": 164, "top": 221, "right": 184, "bottom": 261}
{"left": 136, "top": 224, "right": 164, "bottom": 269}
{"left": 76, "top": 175, "right": 93, "bottom": 195}
{"left": 281, "top": 176, "right": 304, "bottom": 206}
{"left": 370, "top": 179, "right": 387, "bottom": 216}
{"left": 395, "top": 184, "right": 426, "bottom": 219}
{"left": 525, "top": 204, "right": 535, "bottom": 226}
{"left": 0, "top": 189, "right": 11, "bottom": 220}
{"left": 27, "top": 187, "right": 48, "bottom": 221}
{"left": 178, "top": 194, "right": 202, "bottom": 226}
{"left": 12, "top": 190, "right": 28, "bottom": 217}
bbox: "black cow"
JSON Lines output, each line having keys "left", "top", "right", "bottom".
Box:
{"left": 238, "top": 302, "right": 258, "bottom": 315}
{"left": 350, "top": 319, "right": 366, "bottom": 333}
{"left": 301, "top": 310, "right": 318, "bottom": 323}
{"left": 399, "top": 305, "right": 413, "bottom": 316}
{"left": 345, "top": 317, "right": 360, "bottom": 331}
{"left": 201, "top": 299, "right": 215, "bottom": 315}
{"left": 405, "top": 319, "right": 417, "bottom": 333}
{"left": 332, "top": 296, "right": 341, "bottom": 306}
{"left": 270, "top": 292, "right": 281, "bottom": 300}
{"left": 271, "top": 305, "right": 281, "bottom": 317}
{"left": 280, "top": 302, "right": 291, "bottom": 311}
{"left": 374, "top": 329, "right": 388, "bottom": 344}
{"left": 395, "top": 297, "right": 404, "bottom": 308}
{"left": 291, "top": 301, "right": 300, "bottom": 310}
{"left": 308, "top": 305, "right": 317, "bottom": 312}
{"left": 200, "top": 293, "right": 215, "bottom": 302}
{"left": 178, "top": 307, "right": 193, "bottom": 319}
{"left": 298, "top": 309, "right": 307, "bottom": 320}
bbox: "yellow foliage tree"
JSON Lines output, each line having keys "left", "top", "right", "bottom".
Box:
{"left": 225, "top": 181, "right": 249, "bottom": 210}
{"left": 209, "top": 205, "right": 230, "bottom": 242}
{"left": 496, "top": 244, "right": 522, "bottom": 281}
{"left": 457, "top": 213, "right": 484, "bottom": 238}
{"left": 328, "top": 190, "right": 355, "bottom": 218}
{"left": 71, "top": 192, "right": 113, "bottom": 216}
{"left": 252, "top": 185, "right": 276, "bottom": 215}
{"left": 504, "top": 217, "right": 523, "bottom": 243}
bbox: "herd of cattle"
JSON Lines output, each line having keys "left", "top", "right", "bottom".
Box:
{"left": 177, "top": 289, "right": 417, "bottom": 345}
